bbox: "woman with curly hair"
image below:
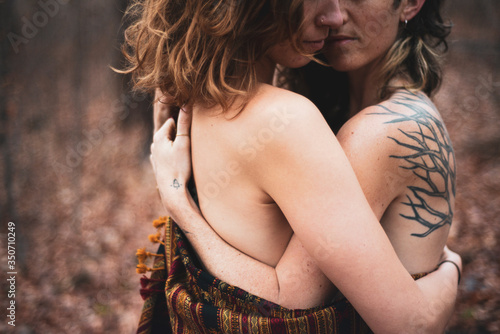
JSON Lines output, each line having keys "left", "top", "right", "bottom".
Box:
{"left": 125, "top": 0, "right": 461, "bottom": 332}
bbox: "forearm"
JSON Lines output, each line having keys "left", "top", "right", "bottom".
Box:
{"left": 413, "top": 262, "right": 459, "bottom": 332}
{"left": 153, "top": 88, "right": 178, "bottom": 133}
{"left": 166, "top": 191, "right": 281, "bottom": 303}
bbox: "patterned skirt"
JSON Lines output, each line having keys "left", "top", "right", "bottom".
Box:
{"left": 136, "top": 219, "right": 425, "bottom": 334}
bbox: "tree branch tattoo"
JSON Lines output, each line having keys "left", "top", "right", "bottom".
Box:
{"left": 370, "top": 91, "right": 456, "bottom": 238}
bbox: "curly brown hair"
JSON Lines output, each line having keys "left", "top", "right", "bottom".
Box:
{"left": 119, "top": 0, "right": 307, "bottom": 111}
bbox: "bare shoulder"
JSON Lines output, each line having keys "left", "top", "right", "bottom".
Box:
{"left": 235, "top": 84, "right": 344, "bottom": 178}
{"left": 248, "top": 84, "right": 321, "bottom": 121}
{"left": 338, "top": 90, "right": 451, "bottom": 157}
{"left": 336, "top": 90, "right": 456, "bottom": 224}
{"left": 218, "top": 84, "right": 335, "bottom": 167}
{"left": 256, "top": 84, "right": 337, "bottom": 140}
{"left": 258, "top": 83, "right": 315, "bottom": 105}
{"left": 234, "top": 84, "right": 331, "bottom": 146}
{"left": 371, "top": 90, "right": 446, "bottom": 131}
{"left": 203, "top": 84, "right": 322, "bottom": 143}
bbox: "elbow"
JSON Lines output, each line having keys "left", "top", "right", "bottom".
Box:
{"left": 404, "top": 312, "right": 446, "bottom": 334}
{"left": 371, "top": 312, "right": 444, "bottom": 334}
{"left": 412, "top": 301, "right": 451, "bottom": 334}
{"left": 424, "top": 313, "right": 448, "bottom": 334}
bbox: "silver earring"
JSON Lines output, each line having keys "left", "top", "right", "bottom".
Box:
{"left": 404, "top": 19, "right": 408, "bottom": 28}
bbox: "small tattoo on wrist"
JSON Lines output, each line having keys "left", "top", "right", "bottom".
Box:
{"left": 171, "top": 179, "right": 182, "bottom": 189}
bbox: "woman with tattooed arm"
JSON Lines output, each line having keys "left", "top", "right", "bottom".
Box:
{"left": 301, "top": 0, "right": 457, "bottom": 276}
{"left": 146, "top": 0, "right": 461, "bottom": 332}
{"left": 155, "top": 0, "right": 457, "bottom": 296}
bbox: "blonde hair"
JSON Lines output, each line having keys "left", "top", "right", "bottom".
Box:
{"left": 119, "top": 0, "right": 307, "bottom": 111}
{"left": 279, "top": 0, "right": 451, "bottom": 132}
{"left": 378, "top": 0, "right": 452, "bottom": 99}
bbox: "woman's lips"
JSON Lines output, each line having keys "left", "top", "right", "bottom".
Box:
{"left": 326, "top": 36, "right": 356, "bottom": 47}
{"left": 303, "top": 40, "right": 325, "bottom": 52}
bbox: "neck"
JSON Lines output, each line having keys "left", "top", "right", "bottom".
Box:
{"left": 347, "top": 61, "right": 383, "bottom": 118}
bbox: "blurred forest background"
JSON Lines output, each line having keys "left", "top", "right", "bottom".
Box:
{"left": 0, "top": 0, "right": 499, "bottom": 333}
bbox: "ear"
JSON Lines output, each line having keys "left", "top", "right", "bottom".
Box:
{"left": 401, "top": 0, "right": 425, "bottom": 22}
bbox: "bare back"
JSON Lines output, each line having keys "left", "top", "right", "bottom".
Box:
{"left": 190, "top": 84, "right": 296, "bottom": 267}
{"left": 188, "top": 88, "right": 454, "bottom": 307}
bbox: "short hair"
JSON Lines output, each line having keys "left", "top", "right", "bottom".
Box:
{"left": 380, "top": 0, "right": 452, "bottom": 99}
{"left": 280, "top": 0, "right": 452, "bottom": 132}
{"left": 120, "top": 0, "right": 307, "bottom": 111}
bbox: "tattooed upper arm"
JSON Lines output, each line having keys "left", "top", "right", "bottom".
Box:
{"left": 337, "top": 90, "right": 455, "bottom": 272}
{"left": 368, "top": 90, "right": 456, "bottom": 238}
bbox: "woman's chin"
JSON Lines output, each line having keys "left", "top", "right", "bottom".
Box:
{"left": 281, "top": 56, "right": 313, "bottom": 69}
{"left": 323, "top": 54, "right": 358, "bottom": 73}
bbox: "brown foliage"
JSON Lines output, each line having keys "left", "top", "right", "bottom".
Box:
{"left": 0, "top": 0, "right": 499, "bottom": 333}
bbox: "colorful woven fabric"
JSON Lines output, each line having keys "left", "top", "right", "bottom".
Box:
{"left": 137, "top": 218, "right": 430, "bottom": 334}
{"left": 137, "top": 243, "right": 173, "bottom": 334}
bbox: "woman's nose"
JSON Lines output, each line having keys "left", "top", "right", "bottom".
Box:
{"left": 316, "top": 0, "right": 343, "bottom": 30}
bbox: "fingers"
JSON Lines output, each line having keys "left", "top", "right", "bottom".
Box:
{"left": 442, "top": 245, "right": 462, "bottom": 270}
{"left": 154, "top": 117, "right": 177, "bottom": 144}
{"left": 176, "top": 105, "right": 193, "bottom": 137}
{"left": 153, "top": 105, "right": 169, "bottom": 134}
{"left": 151, "top": 117, "right": 175, "bottom": 173}
{"left": 153, "top": 88, "right": 179, "bottom": 134}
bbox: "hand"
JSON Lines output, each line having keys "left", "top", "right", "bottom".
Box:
{"left": 439, "top": 245, "right": 462, "bottom": 284}
{"left": 441, "top": 246, "right": 462, "bottom": 272}
{"left": 153, "top": 88, "right": 179, "bottom": 134}
{"left": 150, "top": 106, "right": 193, "bottom": 217}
